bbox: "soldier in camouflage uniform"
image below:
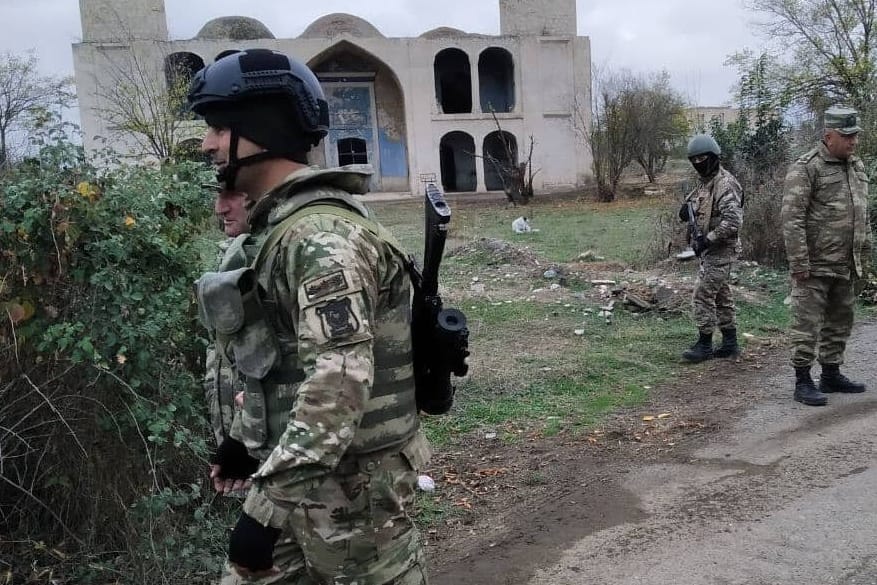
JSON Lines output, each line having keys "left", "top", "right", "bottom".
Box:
{"left": 204, "top": 186, "right": 250, "bottom": 495}
{"left": 189, "top": 49, "right": 430, "bottom": 584}
{"left": 678, "top": 134, "right": 744, "bottom": 363}
{"left": 781, "top": 105, "right": 872, "bottom": 407}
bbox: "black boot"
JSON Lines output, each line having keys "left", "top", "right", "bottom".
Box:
{"left": 793, "top": 366, "right": 827, "bottom": 406}
{"left": 713, "top": 327, "right": 740, "bottom": 359}
{"left": 819, "top": 364, "right": 866, "bottom": 393}
{"left": 682, "top": 331, "right": 713, "bottom": 363}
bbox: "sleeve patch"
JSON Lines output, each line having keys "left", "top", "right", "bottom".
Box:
{"left": 303, "top": 270, "right": 350, "bottom": 303}
{"left": 316, "top": 297, "right": 360, "bottom": 340}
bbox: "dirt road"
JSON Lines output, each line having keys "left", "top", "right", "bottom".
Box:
{"left": 430, "top": 322, "right": 877, "bottom": 585}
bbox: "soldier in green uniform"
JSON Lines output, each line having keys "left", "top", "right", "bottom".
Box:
{"left": 203, "top": 185, "right": 250, "bottom": 496}
{"left": 781, "top": 105, "right": 872, "bottom": 406}
{"left": 678, "top": 134, "right": 744, "bottom": 363}
{"left": 189, "top": 49, "right": 431, "bottom": 584}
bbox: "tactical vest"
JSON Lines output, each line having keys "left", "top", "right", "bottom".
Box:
{"left": 197, "top": 181, "right": 418, "bottom": 461}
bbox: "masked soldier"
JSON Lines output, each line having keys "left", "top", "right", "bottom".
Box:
{"left": 781, "top": 105, "right": 872, "bottom": 406}
{"left": 678, "top": 134, "right": 744, "bottom": 363}
{"left": 190, "top": 49, "right": 430, "bottom": 584}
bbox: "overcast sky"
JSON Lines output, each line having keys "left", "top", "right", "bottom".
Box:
{"left": 2, "top": 0, "right": 765, "bottom": 107}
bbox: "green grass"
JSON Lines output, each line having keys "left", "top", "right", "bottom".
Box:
{"left": 369, "top": 197, "right": 662, "bottom": 267}
{"left": 369, "top": 195, "right": 791, "bottom": 447}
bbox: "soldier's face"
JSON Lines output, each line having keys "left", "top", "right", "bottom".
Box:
{"left": 214, "top": 189, "right": 248, "bottom": 237}
{"left": 201, "top": 125, "right": 265, "bottom": 191}
{"left": 824, "top": 129, "right": 859, "bottom": 160}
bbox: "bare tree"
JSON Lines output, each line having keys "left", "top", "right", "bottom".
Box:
{"left": 627, "top": 72, "right": 689, "bottom": 183}
{"left": 90, "top": 32, "right": 200, "bottom": 162}
{"left": 744, "top": 0, "right": 877, "bottom": 111}
{"left": 0, "top": 52, "right": 73, "bottom": 168}
{"left": 574, "top": 71, "right": 637, "bottom": 201}
{"left": 480, "top": 110, "right": 539, "bottom": 205}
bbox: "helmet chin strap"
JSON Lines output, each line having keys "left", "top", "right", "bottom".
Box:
{"left": 215, "top": 130, "right": 285, "bottom": 190}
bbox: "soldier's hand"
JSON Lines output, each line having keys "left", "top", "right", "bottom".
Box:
{"left": 210, "top": 438, "right": 259, "bottom": 482}
{"left": 228, "top": 513, "right": 281, "bottom": 575}
{"left": 209, "top": 464, "right": 251, "bottom": 494}
{"left": 791, "top": 271, "right": 810, "bottom": 282}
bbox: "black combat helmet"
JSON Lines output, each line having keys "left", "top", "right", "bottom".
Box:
{"left": 188, "top": 48, "right": 329, "bottom": 144}
{"left": 188, "top": 49, "right": 330, "bottom": 187}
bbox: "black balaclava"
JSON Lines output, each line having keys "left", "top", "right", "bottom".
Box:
{"left": 204, "top": 95, "right": 308, "bottom": 190}
{"left": 691, "top": 153, "right": 720, "bottom": 179}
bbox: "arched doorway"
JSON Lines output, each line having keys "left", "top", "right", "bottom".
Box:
{"left": 483, "top": 131, "right": 518, "bottom": 191}
{"left": 440, "top": 131, "right": 476, "bottom": 192}
{"left": 309, "top": 41, "right": 408, "bottom": 192}
{"left": 165, "top": 52, "right": 204, "bottom": 118}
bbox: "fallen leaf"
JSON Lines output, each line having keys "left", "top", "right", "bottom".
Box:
{"left": 642, "top": 415, "right": 655, "bottom": 422}
{"left": 657, "top": 413, "right": 671, "bottom": 419}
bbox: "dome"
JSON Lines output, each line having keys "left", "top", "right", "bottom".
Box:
{"left": 300, "top": 13, "right": 384, "bottom": 39}
{"left": 419, "top": 27, "right": 485, "bottom": 39}
{"left": 195, "top": 16, "right": 275, "bottom": 40}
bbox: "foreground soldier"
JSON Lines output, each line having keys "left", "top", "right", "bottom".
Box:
{"left": 781, "top": 105, "right": 872, "bottom": 407}
{"left": 678, "top": 134, "right": 744, "bottom": 363}
{"left": 190, "top": 49, "right": 430, "bottom": 584}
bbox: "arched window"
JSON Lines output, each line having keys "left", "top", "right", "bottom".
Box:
{"left": 434, "top": 49, "right": 472, "bottom": 114}
{"left": 478, "top": 47, "right": 515, "bottom": 113}
{"left": 165, "top": 52, "right": 205, "bottom": 118}
{"left": 337, "top": 137, "right": 368, "bottom": 166}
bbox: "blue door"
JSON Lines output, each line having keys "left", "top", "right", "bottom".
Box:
{"left": 324, "top": 83, "right": 380, "bottom": 191}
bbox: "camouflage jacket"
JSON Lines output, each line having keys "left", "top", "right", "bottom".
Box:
{"left": 199, "top": 166, "right": 427, "bottom": 509}
{"left": 202, "top": 238, "right": 248, "bottom": 446}
{"left": 781, "top": 142, "right": 873, "bottom": 279}
{"left": 685, "top": 166, "right": 744, "bottom": 260}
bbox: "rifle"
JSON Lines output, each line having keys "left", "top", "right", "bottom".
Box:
{"left": 675, "top": 201, "right": 704, "bottom": 261}
{"left": 409, "top": 183, "right": 470, "bottom": 415}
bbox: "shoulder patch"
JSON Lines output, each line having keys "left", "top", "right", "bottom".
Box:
{"left": 303, "top": 270, "right": 351, "bottom": 303}
{"left": 316, "top": 297, "right": 360, "bottom": 340}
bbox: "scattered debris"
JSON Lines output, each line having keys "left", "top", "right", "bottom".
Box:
{"left": 418, "top": 475, "right": 436, "bottom": 492}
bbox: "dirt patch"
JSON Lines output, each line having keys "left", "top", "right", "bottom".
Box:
{"left": 425, "top": 345, "right": 786, "bottom": 585}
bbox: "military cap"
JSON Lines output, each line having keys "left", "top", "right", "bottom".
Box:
{"left": 824, "top": 105, "right": 862, "bottom": 135}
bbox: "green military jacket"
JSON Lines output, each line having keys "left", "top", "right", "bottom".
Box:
{"left": 685, "top": 166, "right": 744, "bottom": 260}
{"left": 197, "top": 166, "right": 425, "bottom": 503}
{"left": 782, "top": 142, "right": 872, "bottom": 279}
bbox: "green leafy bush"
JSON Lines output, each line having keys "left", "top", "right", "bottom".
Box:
{"left": 0, "top": 127, "right": 232, "bottom": 582}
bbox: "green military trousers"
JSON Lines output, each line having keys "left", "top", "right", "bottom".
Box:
{"left": 789, "top": 275, "right": 856, "bottom": 368}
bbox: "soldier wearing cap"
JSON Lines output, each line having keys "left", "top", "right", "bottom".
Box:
{"left": 781, "top": 105, "right": 872, "bottom": 406}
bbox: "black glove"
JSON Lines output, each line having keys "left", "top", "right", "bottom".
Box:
{"left": 210, "top": 438, "right": 259, "bottom": 479}
{"left": 692, "top": 235, "right": 710, "bottom": 257}
{"left": 678, "top": 203, "right": 691, "bottom": 223}
{"left": 228, "top": 513, "right": 281, "bottom": 571}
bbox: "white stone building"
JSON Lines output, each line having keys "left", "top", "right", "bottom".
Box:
{"left": 73, "top": 0, "right": 592, "bottom": 194}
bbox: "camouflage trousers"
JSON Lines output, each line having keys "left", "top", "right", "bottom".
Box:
{"left": 221, "top": 445, "right": 428, "bottom": 585}
{"left": 789, "top": 275, "right": 856, "bottom": 368}
{"left": 692, "top": 256, "right": 736, "bottom": 334}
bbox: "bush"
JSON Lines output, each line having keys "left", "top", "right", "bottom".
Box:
{"left": 0, "top": 128, "right": 232, "bottom": 582}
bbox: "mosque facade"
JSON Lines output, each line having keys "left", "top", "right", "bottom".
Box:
{"left": 73, "top": 0, "right": 592, "bottom": 194}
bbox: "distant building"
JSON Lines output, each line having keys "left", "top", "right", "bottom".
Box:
{"left": 686, "top": 106, "right": 740, "bottom": 134}
{"left": 73, "top": 0, "right": 593, "bottom": 194}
